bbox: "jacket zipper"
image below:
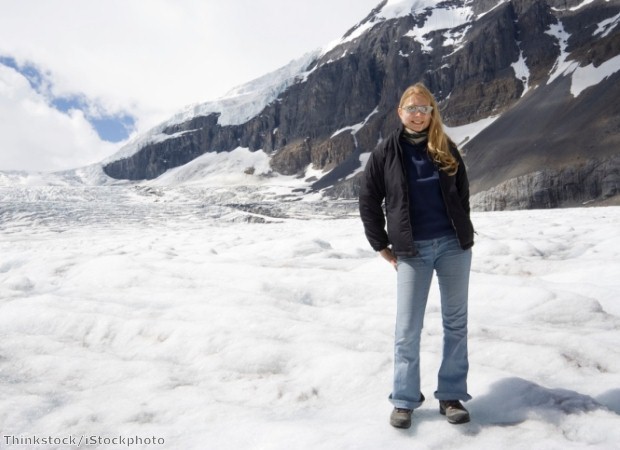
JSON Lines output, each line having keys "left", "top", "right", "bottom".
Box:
{"left": 395, "top": 133, "right": 417, "bottom": 255}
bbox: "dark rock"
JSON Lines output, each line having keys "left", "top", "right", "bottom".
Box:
{"left": 471, "top": 155, "right": 620, "bottom": 210}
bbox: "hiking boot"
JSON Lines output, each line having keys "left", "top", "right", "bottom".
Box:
{"left": 390, "top": 408, "right": 412, "bottom": 429}
{"left": 439, "top": 400, "right": 470, "bottom": 424}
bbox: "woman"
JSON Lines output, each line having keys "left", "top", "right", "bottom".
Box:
{"left": 359, "top": 83, "right": 474, "bottom": 428}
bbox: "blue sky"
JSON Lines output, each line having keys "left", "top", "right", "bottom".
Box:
{"left": 1, "top": 56, "right": 134, "bottom": 143}
{"left": 0, "top": 0, "right": 380, "bottom": 172}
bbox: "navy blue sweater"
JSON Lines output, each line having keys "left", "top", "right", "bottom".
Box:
{"left": 400, "top": 137, "right": 455, "bottom": 241}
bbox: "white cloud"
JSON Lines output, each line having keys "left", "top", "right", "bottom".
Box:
{"left": 0, "top": 0, "right": 380, "bottom": 171}
{"left": 0, "top": 65, "right": 117, "bottom": 172}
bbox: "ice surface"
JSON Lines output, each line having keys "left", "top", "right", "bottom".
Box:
{"left": 0, "top": 187, "right": 619, "bottom": 449}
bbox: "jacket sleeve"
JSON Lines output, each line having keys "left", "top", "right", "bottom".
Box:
{"left": 358, "top": 148, "right": 390, "bottom": 251}
{"left": 452, "top": 146, "right": 471, "bottom": 215}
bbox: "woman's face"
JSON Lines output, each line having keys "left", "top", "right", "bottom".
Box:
{"left": 398, "top": 93, "right": 432, "bottom": 133}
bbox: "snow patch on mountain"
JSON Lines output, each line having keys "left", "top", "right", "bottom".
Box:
{"left": 594, "top": 10, "right": 620, "bottom": 38}
{"left": 421, "top": 4, "right": 473, "bottom": 31}
{"left": 443, "top": 24, "right": 472, "bottom": 53}
{"left": 378, "top": 0, "right": 437, "bottom": 20}
{"left": 143, "top": 147, "right": 331, "bottom": 197}
{"left": 445, "top": 115, "right": 499, "bottom": 149}
{"left": 327, "top": 0, "right": 471, "bottom": 53}
{"left": 512, "top": 50, "right": 531, "bottom": 94}
{"left": 571, "top": 54, "right": 620, "bottom": 97}
{"left": 148, "top": 147, "right": 271, "bottom": 187}
{"left": 562, "top": 0, "right": 602, "bottom": 12}
{"left": 546, "top": 21, "right": 573, "bottom": 84}
{"left": 331, "top": 107, "right": 380, "bottom": 139}
{"left": 545, "top": 19, "right": 620, "bottom": 96}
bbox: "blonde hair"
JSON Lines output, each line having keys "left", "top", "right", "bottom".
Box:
{"left": 399, "top": 83, "right": 458, "bottom": 175}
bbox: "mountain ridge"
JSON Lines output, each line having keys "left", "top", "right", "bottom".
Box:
{"left": 25, "top": 0, "right": 620, "bottom": 209}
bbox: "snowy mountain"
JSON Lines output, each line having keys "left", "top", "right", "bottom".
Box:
{"left": 7, "top": 0, "right": 618, "bottom": 210}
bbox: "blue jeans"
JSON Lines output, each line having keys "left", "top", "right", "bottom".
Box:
{"left": 390, "top": 235, "right": 472, "bottom": 410}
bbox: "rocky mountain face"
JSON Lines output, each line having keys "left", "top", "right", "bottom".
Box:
{"left": 102, "top": 0, "right": 620, "bottom": 210}
{"left": 471, "top": 154, "right": 620, "bottom": 210}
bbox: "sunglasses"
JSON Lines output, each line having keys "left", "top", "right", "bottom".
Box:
{"left": 400, "top": 105, "right": 433, "bottom": 115}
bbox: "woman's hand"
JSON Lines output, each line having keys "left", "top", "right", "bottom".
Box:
{"left": 380, "top": 248, "right": 398, "bottom": 271}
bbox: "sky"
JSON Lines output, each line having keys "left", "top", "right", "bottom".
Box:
{"left": 0, "top": 0, "right": 380, "bottom": 172}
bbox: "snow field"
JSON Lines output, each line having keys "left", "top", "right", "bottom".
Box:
{"left": 0, "top": 196, "right": 619, "bottom": 449}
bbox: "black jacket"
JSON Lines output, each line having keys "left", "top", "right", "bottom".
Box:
{"left": 359, "top": 126, "right": 474, "bottom": 257}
